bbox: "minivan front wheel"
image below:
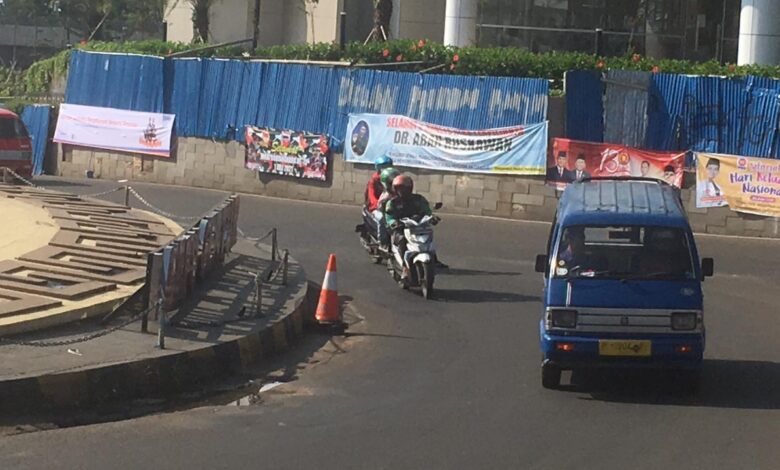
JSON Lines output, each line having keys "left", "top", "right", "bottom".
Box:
{"left": 542, "top": 362, "right": 561, "bottom": 389}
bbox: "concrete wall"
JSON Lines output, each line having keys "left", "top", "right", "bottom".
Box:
{"left": 397, "top": 0, "right": 446, "bottom": 42}
{"left": 54, "top": 138, "right": 780, "bottom": 239}
{"left": 164, "top": 0, "right": 195, "bottom": 43}
{"left": 210, "top": 0, "right": 254, "bottom": 44}
{"left": 164, "top": 0, "right": 448, "bottom": 45}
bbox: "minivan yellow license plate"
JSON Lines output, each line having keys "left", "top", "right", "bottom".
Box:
{"left": 598, "top": 340, "right": 651, "bottom": 357}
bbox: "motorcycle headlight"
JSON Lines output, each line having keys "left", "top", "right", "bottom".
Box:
{"left": 671, "top": 312, "right": 697, "bottom": 331}
{"left": 550, "top": 309, "right": 577, "bottom": 328}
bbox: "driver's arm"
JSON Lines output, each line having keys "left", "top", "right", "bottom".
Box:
{"left": 418, "top": 196, "right": 432, "bottom": 216}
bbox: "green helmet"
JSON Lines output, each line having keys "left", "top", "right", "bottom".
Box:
{"left": 380, "top": 167, "right": 401, "bottom": 190}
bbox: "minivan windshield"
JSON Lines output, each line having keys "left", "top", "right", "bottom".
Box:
{"left": 0, "top": 117, "right": 27, "bottom": 139}
{"left": 554, "top": 225, "right": 695, "bottom": 280}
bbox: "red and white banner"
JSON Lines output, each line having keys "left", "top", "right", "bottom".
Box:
{"left": 548, "top": 138, "right": 685, "bottom": 190}
{"left": 54, "top": 103, "right": 175, "bottom": 157}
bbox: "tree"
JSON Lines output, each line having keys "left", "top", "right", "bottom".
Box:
{"left": 0, "top": 0, "right": 165, "bottom": 41}
{"left": 189, "top": 0, "right": 213, "bottom": 43}
{"left": 366, "top": 0, "right": 392, "bottom": 42}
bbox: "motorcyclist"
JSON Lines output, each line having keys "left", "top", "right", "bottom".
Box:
{"left": 385, "top": 175, "right": 433, "bottom": 279}
{"left": 364, "top": 156, "right": 394, "bottom": 250}
{"left": 365, "top": 156, "right": 393, "bottom": 212}
{"left": 376, "top": 167, "right": 401, "bottom": 250}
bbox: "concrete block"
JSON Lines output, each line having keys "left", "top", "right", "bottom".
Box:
{"left": 455, "top": 191, "right": 469, "bottom": 208}
{"left": 512, "top": 193, "right": 545, "bottom": 206}
{"left": 499, "top": 180, "right": 529, "bottom": 194}
{"left": 725, "top": 216, "right": 746, "bottom": 235}
{"left": 428, "top": 174, "right": 443, "bottom": 184}
{"left": 415, "top": 178, "right": 431, "bottom": 192}
{"left": 705, "top": 225, "right": 728, "bottom": 235}
{"left": 529, "top": 182, "right": 557, "bottom": 197}
{"left": 429, "top": 183, "right": 445, "bottom": 195}
{"left": 484, "top": 201, "right": 512, "bottom": 218}
{"left": 484, "top": 178, "right": 500, "bottom": 191}
{"left": 443, "top": 174, "right": 457, "bottom": 187}
{"left": 482, "top": 190, "right": 499, "bottom": 205}
{"left": 744, "top": 218, "right": 767, "bottom": 232}
{"left": 456, "top": 186, "right": 483, "bottom": 199}
{"left": 705, "top": 209, "right": 728, "bottom": 226}
{"left": 461, "top": 175, "right": 485, "bottom": 190}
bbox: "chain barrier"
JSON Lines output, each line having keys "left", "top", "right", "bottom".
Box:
{"left": 0, "top": 167, "right": 47, "bottom": 190}
{"left": 237, "top": 226, "right": 276, "bottom": 243}
{"left": 80, "top": 187, "right": 125, "bottom": 198}
{"left": 0, "top": 305, "right": 152, "bottom": 347}
{"left": 127, "top": 187, "right": 202, "bottom": 222}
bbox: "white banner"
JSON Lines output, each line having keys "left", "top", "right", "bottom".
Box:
{"left": 54, "top": 103, "right": 175, "bottom": 157}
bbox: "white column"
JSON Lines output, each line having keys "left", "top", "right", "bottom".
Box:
{"left": 443, "top": 0, "right": 478, "bottom": 46}
{"left": 737, "top": 0, "right": 780, "bottom": 65}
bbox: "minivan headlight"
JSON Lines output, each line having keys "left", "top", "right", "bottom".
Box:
{"left": 551, "top": 309, "right": 577, "bottom": 328}
{"left": 671, "top": 312, "right": 697, "bottom": 330}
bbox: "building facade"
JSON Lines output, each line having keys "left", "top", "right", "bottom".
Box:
{"left": 162, "top": 0, "right": 778, "bottom": 65}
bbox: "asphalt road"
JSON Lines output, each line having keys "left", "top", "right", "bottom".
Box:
{"left": 2, "top": 177, "right": 779, "bottom": 469}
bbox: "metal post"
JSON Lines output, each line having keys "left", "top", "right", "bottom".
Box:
{"left": 156, "top": 301, "right": 166, "bottom": 349}
{"left": 124, "top": 185, "right": 130, "bottom": 207}
{"left": 255, "top": 273, "right": 263, "bottom": 317}
{"left": 271, "top": 228, "right": 278, "bottom": 262}
{"left": 282, "top": 250, "right": 289, "bottom": 286}
{"left": 339, "top": 11, "right": 347, "bottom": 50}
{"left": 594, "top": 28, "right": 604, "bottom": 56}
{"left": 252, "top": 0, "right": 262, "bottom": 50}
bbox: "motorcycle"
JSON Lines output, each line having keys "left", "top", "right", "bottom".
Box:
{"left": 387, "top": 213, "right": 440, "bottom": 300}
{"left": 355, "top": 207, "right": 386, "bottom": 264}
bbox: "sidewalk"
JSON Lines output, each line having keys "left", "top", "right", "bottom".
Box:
{"left": 0, "top": 239, "right": 313, "bottom": 413}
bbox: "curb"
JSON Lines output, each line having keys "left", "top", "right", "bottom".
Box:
{"left": 0, "top": 280, "right": 320, "bottom": 415}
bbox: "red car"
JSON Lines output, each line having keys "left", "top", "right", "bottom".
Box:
{"left": 0, "top": 108, "right": 33, "bottom": 180}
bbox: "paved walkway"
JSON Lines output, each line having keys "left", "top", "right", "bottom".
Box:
{"left": 0, "top": 239, "right": 307, "bottom": 381}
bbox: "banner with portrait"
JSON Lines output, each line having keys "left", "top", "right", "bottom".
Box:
{"left": 695, "top": 152, "right": 780, "bottom": 217}
{"left": 344, "top": 113, "right": 547, "bottom": 175}
{"left": 548, "top": 138, "right": 685, "bottom": 190}
{"left": 53, "top": 103, "right": 175, "bottom": 157}
{"left": 245, "top": 126, "right": 329, "bottom": 181}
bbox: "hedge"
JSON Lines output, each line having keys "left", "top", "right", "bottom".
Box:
{"left": 4, "top": 39, "right": 780, "bottom": 97}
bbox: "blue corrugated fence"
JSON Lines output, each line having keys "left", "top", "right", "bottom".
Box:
{"left": 568, "top": 70, "right": 780, "bottom": 159}
{"left": 66, "top": 50, "right": 549, "bottom": 150}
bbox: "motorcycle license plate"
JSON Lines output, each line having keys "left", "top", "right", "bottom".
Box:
{"left": 598, "top": 340, "right": 651, "bottom": 357}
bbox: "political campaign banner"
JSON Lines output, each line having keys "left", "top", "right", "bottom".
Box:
{"left": 548, "top": 138, "right": 686, "bottom": 190}
{"left": 695, "top": 152, "right": 780, "bottom": 217}
{"left": 245, "top": 126, "right": 329, "bottom": 182}
{"left": 53, "top": 103, "right": 175, "bottom": 157}
{"left": 344, "top": 113, "right": 547, "bottom": 175}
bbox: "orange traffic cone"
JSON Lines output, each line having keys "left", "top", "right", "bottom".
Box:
{"left": 315, "top": 254, "right": 343, "bottom": 327}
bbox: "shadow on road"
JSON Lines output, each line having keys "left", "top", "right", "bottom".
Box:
{"left": 571, "top": 359, "right": 780, "bottom": 410}
{"left": 441, "top": 268, "right": 524, "bottom": 277}
{"left": 436, "top": 288, "right": 539, "bottom": 304}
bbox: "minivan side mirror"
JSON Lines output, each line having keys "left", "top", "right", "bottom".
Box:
{"left": 535, "top": 254, "right": 548, "bottom": 274}
{"left": 701, "top": 258, "right": 714, "bottom": 278}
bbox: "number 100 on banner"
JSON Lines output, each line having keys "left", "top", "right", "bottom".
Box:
{"left": 344, "top": 113, "right": 547, "bottom": 175}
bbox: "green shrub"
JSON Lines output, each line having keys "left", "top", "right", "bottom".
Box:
{"left": 4, "top": 39, "right": 780, "bottom": 98}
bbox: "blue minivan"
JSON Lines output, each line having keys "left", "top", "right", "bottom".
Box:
{"left": 535, "top": 178, "right": 714, "bottom": 391}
